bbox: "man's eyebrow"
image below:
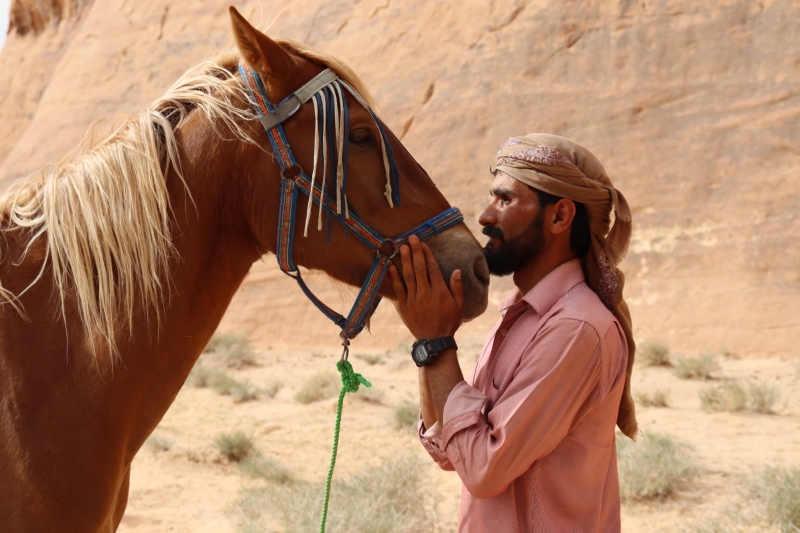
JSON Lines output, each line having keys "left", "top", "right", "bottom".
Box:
{"left": 490, "top": 187, "right": 515, "bottom": 197}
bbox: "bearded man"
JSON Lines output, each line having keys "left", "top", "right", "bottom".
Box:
{"left": 388, "top": 134, "right": 638, "bottom": 532}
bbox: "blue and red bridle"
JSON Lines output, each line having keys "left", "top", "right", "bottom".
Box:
{"left": 238, "top": 64, "right": 463, "bottom": 351}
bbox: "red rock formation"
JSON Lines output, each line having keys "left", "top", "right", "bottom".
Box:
{"left": 1, "top": 0, "right": 798, "bottom": 356}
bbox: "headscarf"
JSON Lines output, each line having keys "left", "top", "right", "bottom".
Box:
{"left": 490, "top": 133, "right": 638, "bottom": 439}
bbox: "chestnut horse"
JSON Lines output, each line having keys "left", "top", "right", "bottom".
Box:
{"left": 0, "top": 7, "right": 489, "bottom": 532}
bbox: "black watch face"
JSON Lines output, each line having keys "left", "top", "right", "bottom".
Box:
{"left": 412, "top": 343, "right": 429, "bottom": 364}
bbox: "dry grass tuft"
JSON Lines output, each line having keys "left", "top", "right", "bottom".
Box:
{"left": 354, "top": 353, "right": 384, "bottom": 365}
{"left": 295, "top": 372, "right": 340, "bottom": 404}
{"left": 699, "top": 379, "right": 748, "bottom": 412}
{"left": 745, "top": 465, "right": 800, "bottom": 532}
{"left": 617, "top": 431, "right": 696, "bottom": 502}
{"left": 353, "top": 387, "right": 385, "bottom": 404}
{"left": 188, "top": 365, "right": 259, "bottom": 403}
{"left": 215, "top": 431, "right": 257, "bottom": 462}
{"left": 393, "top": 400, "right": 419, "bottom": 432}
{"left": 636, "top": 388, "right": 670, "bottom": 408}
{"left": 638, "top": 341, "right": 672, "bottom": 367}
{"left": 261, "top": 379, "right": 283, "bottom": 399}
{"left": 673, "top": 354, "right": 720, "bottom": 380}
{"left": 699, "top": 380, "right": 781, "bottom": 414}
{"left": 145, "top": 434, "right": 174, "bottom": 452}
{"left": 747, "top": 382, "right": 780, "bottom": 414}
{"left": 239, "top": 456, "right": 292, "bottom": 485}
{"left": 229, "top": 454, "right": 437, "bottom": 533}
{"left": 204, "top": 334, "right": 257, "bottom": 369}
{"left": 678, "top": 517, "right": 744, "bottom": 533}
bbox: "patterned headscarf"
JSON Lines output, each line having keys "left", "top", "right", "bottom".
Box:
{"left": 490, "top": 133, "right": 638, "bottom": 439}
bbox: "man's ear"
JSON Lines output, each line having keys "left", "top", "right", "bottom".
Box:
{"left": 550, "top": 199, "right": 577, "bottom": 235}
{"left": 229, "top": 6, "right": 292, "bottom": 80}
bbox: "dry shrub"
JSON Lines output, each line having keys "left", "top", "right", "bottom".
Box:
{"left": 617, "top": 431, "right": 696, "bottom": 502}
{"left": 746, "top": 465, "right": 800, "bottom": 532}
{"left": 393, "top": 400, "right": 419, "bottom": 432}
{"left": 204, "top": 333, "right": 257, "bottom": 369}
{"left": 679, "top": 517, "right": 744, "bottom": 533}
{"left": 261, "top": 379, "right": 283, "bottom": 399}
{"left": 146, "top": 434, "right": 174, "bottom": 452}
{"left": 636, "top": 388, "right": 670, "bottom": 408}
{"left": 699, "top": 379, "right": 747, "bottom": 412}
{"left": 747, "top": 382, "right": 780, "bottom": 414}
{"left": 699, "top": 380, "right": 781, "bottom": 414}
{"left": 673, "top": 354, "right": 720, "bottom": 380}
{"left": 353, "top": 387, "right": 384, "bottom": 404}
{"left": 215, "top": 431, "right": 257, "bottom": 462}
{"left": 239, "top": 456, "right": 292, "bottom": 485}
{"left": 638, "top": 341, "right": 671, "bottom": 367}
{"left": 189, "top": 365, "right": 258, "bottom": 403}
{"left": 354, "top": 353, "right": 384, "bottom": 365}
{"left": 295, "top": 372, "right": 340, "bottom": 404}
{"left": 229, "top": 454, "right": 436, "bottom": 533}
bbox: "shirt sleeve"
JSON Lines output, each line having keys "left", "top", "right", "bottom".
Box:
{"left": 439, "top": 318, "right": 604, "bottom": 499}
{"left": 418, "top": 419, "right": 456, "bottom": 471}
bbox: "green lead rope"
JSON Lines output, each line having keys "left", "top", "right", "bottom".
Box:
{"left": 319, "top": 359, "right": 371, "bottom": 533}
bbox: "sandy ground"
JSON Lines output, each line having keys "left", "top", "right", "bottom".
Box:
{"left": 116, "top": 326, "right": 800, "bottom": 533}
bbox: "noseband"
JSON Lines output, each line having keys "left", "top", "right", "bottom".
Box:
{"left": 239, "top": 65, "right": 463, "bottom": 350}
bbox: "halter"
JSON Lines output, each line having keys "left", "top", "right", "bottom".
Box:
{"left": 239, "top": 64, "right": 464, "bottom": 350}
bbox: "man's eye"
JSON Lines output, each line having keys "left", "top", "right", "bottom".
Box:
{"left": 349, "top": 129, "right": 371, "bottom": 144}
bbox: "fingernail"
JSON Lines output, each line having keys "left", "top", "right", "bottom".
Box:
{"left": 455, "top": 270, "right": 462, "bottom": 280}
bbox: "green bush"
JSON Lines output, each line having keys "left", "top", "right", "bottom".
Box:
{"left": 295, "top": 372, "right": 340, "bottom": 404}
{"left": 215, "top": 431, "right": 257, "bottom": 462}
{"left": 617, "top": 431, "right": 696, "bottom": 502}
{"left": 673, "top": 354, "right": 720, "bottom": 380}
{"left": 746, "top": 465, "right": 800, "bottom": 532}
{"left": 638, "top": 341, "right": 671, "bottom": 367}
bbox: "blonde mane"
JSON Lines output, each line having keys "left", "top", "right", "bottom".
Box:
{"left": 0, "top": 44, "right": 378, "bottom": 362}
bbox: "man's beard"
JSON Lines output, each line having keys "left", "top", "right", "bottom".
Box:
{"left": 482, "top": 211, "right": 546, "bottom": 277}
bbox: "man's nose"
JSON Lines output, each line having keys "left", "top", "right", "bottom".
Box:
{"left": 478, "top": 204, "right": 495, "bottom": 227}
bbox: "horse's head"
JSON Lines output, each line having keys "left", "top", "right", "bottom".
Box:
{"left": 228, "top": 7, "right": 489, "bottom": 321}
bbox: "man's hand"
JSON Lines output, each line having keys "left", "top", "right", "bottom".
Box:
{"left": 388, "top": 235, "right": 465, "bottom": 339}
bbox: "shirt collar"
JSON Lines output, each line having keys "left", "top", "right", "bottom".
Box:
{"left": 497, "top": 258, "right": 585, "bottom": 315}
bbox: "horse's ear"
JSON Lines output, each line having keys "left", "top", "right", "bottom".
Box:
{"left": 229, "top": 6, "right": 292, "bottom": 80}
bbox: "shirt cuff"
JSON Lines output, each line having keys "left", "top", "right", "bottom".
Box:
{"left": 441, "top": 381, "right": 488, "bottom": 449}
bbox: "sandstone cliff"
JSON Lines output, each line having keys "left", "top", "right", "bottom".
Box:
{"left": 1, "top": 0, "right": 798, "bottom": 356}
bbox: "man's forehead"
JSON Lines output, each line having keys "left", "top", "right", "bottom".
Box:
{"left": 490, "top": 170, "right": 528, "bottom": 193}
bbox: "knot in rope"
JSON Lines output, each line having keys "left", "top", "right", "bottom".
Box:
{"left": 336, "top": 359, "right": 371, "bottom": 393}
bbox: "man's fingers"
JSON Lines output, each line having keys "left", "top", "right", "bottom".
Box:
{"left": 451, "top": 269, "right": 465, "bottom": 314}
{"left": 409, "top": 236, "right": 430, "bottom": 296}
{"left": 388, "top": 264, "right": 407, "bottom": 302}
{"left": 399, "top": 244, "right": 416, "bottom": 297}
{"left": 421, "top": 243, "right": 445, "bottom": 289}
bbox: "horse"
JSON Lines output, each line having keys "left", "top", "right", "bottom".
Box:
{"left": 0, "top": 7, "right": 490, "bottom": 531}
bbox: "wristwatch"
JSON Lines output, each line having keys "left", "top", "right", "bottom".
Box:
{"left": 411, "top": 337, "right": 458, "bottom": 367}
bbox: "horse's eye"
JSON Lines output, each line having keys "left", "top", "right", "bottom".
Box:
{"left": 349, "top": 128, "right": 372, "bottom": 144}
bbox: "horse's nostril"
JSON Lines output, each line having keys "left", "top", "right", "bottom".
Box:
{"left": 472, "top": 255, "right": 490, "bottom": 286}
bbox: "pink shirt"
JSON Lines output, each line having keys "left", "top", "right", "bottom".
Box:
{"left": 420, "top": 259, "right": 628, "bottom": 532}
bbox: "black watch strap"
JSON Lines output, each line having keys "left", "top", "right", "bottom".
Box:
{"left": 428, "top": 336, "right": 457, "bottom": 354}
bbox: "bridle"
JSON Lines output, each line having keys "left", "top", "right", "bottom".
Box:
{"left": 238, "top": 64, "right": 463, "bottom": 355}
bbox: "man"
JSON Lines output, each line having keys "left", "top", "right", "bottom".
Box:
{"left": 388, "top": 134, "right": 638, "bottom": 532}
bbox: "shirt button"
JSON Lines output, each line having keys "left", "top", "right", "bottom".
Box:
{"left": 500, "top": 329, "right": 508, "bottom": 336}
